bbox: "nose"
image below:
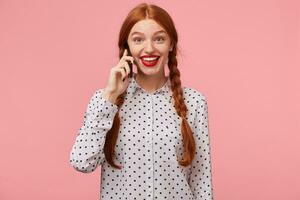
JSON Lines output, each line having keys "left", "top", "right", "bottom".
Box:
{"left": 144, "top": 39, "right": 155, "bottom": 53}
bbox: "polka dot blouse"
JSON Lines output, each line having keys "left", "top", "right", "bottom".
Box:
{"left": 69, "top": 72, "right": 214, "bottom": 200}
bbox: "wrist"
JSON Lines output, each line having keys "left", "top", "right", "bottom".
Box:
{"left": 102, "top": 89, "right": 117, "bottom": 104}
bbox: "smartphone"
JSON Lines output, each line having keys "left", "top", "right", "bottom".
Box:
{"left": 125, "top": 48, "right": 134, "bottom": 78}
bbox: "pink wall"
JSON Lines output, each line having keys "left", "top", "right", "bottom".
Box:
{"left": 0, "top": 0, "right": 299, "bottom": 199}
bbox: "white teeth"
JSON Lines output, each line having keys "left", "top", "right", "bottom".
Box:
{"left": 142, "top": 57, "right": 159, "bottom": 61}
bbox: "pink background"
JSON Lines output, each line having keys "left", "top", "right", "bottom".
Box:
{"left": 0, "top": 0, "right": 299, "bottom": 199}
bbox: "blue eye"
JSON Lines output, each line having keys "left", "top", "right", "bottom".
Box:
{"left": 133, "top": 38, "right": 143, "bottom": 42}
{"left": 155, "top": 37, "right": 165, "bottom": 42}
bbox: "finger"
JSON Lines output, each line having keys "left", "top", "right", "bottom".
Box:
{"left": 118, "top": 60, "right": 130, "bottom": 71}
{"left": 124, "top": 62, "right": 130, "bottom": 76}
{"left": 116, "top": 67, "right": 127, "bottom": 81}
{"left": 125, "top": 59, "right": 132, "bottom": 68}
{"left": 123, "top": 49, "right": 127, "bottom": 57}
{"left": 122, "top": 56, "right": 134, "bottom": 64}
{"left": 122, "top": 62, "right": 130, "bottom": 81}
{"left": 123, "top": 62, "right": 131, "bottom": 75}
{"left": 129, "top": 57, "right": 134, "bottom": 65}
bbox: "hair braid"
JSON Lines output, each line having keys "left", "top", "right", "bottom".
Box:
{"left": 168, "top": 50, "right": 196, "bottom": 166}
{"left": 103, "top": 92, "right": 126, "bottom": 169}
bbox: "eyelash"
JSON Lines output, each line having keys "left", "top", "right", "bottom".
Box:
{"left": 133, "top": 37, "right": 165, "bottom": 43}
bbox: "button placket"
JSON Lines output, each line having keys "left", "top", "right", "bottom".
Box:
{"left": 146, "top": 93, "right": 154, "bottom": 199}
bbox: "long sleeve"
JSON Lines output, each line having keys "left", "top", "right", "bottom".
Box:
{"left": 189, "top": 96, "right": 214, "bottom": 200}
{"left": 69, "top": 88, "right": 119, "bottom": 173}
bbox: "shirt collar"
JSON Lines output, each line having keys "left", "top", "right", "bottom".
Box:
{"left": 126, "top": 72, "right": 172, "bottom": 101}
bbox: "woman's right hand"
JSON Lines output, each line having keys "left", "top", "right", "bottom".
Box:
{"left": 102, "top": 49, "right": 134, "bottom": 104}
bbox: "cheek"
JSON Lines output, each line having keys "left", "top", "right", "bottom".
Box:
{"left": 130, "top": 52, "right": 142, "bottom": 66}
{"left": 157, "top": 45, "right": 170, "bottom": 54}
{"left": 129, "top": 48, "right": 139, "bottom": 57}
{"left": 131, "top": 53, "right": 140, "bottom": 62}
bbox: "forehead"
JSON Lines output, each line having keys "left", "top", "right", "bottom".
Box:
{"left": 129, "top": 19, "right": 167, "bottom": 36}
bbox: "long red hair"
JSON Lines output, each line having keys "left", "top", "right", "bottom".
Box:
{"left": 104, "top": 3, "right": 196, "bottom": 169}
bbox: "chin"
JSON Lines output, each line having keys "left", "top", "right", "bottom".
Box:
{"left": 139, "top": 67, "right": 164, "bottom": 76}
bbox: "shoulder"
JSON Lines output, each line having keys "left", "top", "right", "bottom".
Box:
{"left": 182, "top": 86, "right": 207, "bottom": 104}
{"left": 89, "top": 88, "right": 103, "bottom": 99}
{"left": 181, "top": 86, "right": 210, "bottom": 126}
{"left": 86, "top": 88, "right": 105, "bottom": 106}
{"left": 181, "top": 86, "right": 208, "bottom": 117}
{"left": 94, "top": 88, "right": 104, "bottom": 95}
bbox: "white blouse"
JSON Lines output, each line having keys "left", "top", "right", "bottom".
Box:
{"left": 69, "top": 72, "right": 214, "bottom": 200}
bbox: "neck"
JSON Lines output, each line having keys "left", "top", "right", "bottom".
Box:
{"left": 134, "top": 72, "right": 168, "bottom": 93}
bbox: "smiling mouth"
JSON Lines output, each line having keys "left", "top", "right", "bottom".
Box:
{"left": 140, "top": 56, "right": 160, "bottom": 67}
{"left": 141, "top": 57, "right": 160, "bottom": 67}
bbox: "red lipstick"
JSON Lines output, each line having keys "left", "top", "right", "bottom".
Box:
{"left": 140, "top": 55, "right": 160, "bottom": 67}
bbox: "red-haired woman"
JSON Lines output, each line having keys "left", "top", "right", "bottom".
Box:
{"left": 70, "top": 3, "right": 214, "bottom": 200}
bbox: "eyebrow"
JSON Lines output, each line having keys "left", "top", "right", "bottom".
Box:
{"left": 130, "top": 30, "right": 167, "bottom": 36}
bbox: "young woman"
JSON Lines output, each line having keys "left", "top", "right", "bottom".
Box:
{"left": 70, "top": 3, "right": 214, "bottom": 200}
